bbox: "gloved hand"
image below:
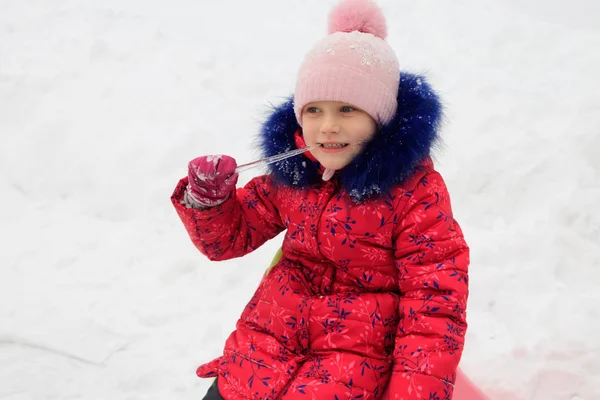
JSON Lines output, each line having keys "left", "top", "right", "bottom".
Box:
{"left": 186, "top": 155, "right": 238, "bottom": 207}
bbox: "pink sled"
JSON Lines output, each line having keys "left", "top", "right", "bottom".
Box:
{"left": 455, "top": 369, "right": 490, "bottom": 400}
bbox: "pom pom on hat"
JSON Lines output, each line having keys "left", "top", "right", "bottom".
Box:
{"left": 328, "top": 0, "right": 387, "bottom": 39}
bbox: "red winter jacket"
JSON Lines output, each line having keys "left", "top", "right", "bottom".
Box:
{"left": 172, "top": 73, "right": 469, "bottom": 399}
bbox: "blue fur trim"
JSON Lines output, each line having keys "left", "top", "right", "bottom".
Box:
{"left": 258, "top": 72, "right": 442, "bottom": 202}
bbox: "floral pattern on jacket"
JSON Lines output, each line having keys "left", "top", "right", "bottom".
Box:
{"left": 172, "top": 155, "right": 469, "bottom": 399}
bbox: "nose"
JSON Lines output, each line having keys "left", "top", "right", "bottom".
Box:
{"left": 319, "top": 114, "right": 341, "bottom": 136}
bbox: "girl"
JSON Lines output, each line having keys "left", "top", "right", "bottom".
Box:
{"left": 172, "top": 0, "right": 469, "bottom": 398}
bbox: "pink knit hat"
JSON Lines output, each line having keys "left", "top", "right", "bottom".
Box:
{"left": 294, "top": 0, "right": 400, "bottom": 126}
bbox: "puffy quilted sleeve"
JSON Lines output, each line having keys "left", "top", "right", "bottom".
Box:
{"left": 171, "top": 175, "right": 285, "bottom": 261}
{"left": 383, "top": 171, "right": 469, "bottom": 399}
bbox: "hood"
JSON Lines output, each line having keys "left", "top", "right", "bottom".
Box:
{"left": 258, "top": 72, "right": 443, "bottom": 203}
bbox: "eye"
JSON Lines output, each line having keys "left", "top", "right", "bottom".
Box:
{"left": 305, "top": 106, "right": 320, "bottom": 114}
{"left": 340, "top": 105, "right": 356, "bottom": 113}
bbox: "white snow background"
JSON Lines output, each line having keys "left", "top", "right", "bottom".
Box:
{"left": 1, "top": 0, "right": 599, "bottom": 399}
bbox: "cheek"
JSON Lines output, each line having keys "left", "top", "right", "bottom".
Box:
{"left": 301, "top": 122, "right": 318, "bottom": 143}
{"left": 364, "top": 129, "right": 377, "bottom": 143}
{"left": 358, "top": 120, "right": 377, "bottom": 142}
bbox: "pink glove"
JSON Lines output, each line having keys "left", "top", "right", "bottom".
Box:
{"left": 186, "top": 155, "right": 238, "bottom": 207}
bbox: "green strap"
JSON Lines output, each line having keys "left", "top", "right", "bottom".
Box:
{"left": 265, "top": 248, "right": 283, "bottom": 277}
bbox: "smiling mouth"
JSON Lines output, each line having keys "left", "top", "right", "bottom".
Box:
{"left": 319, "top": 143, "right": 349, "bottom": 149}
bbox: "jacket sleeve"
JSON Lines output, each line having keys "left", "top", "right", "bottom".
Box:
{"left": 383, "top": 171, "right": 469, "bottom": 399}
{"left": 171, "top": 175, "right": 285, "bottom": 261}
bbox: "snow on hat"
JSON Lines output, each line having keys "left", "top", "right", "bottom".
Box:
{"left": 294, "top": 0, "right": 400, "bottom": 125}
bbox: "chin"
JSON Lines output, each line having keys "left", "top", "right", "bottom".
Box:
{"left": 319, "top": 160, "right": 351, "bottom": 170}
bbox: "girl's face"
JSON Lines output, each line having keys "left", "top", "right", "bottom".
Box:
{"left": 301, "top": 101, "right": 378, "bottom": 171}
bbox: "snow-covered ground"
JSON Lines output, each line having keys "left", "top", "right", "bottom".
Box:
{"left": 1, "top": 0, "right": 599, "bottom": 399}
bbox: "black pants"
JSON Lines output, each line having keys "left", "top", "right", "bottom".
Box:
{"left": 202, "top": 379, "right": 224, "bottom": 400}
